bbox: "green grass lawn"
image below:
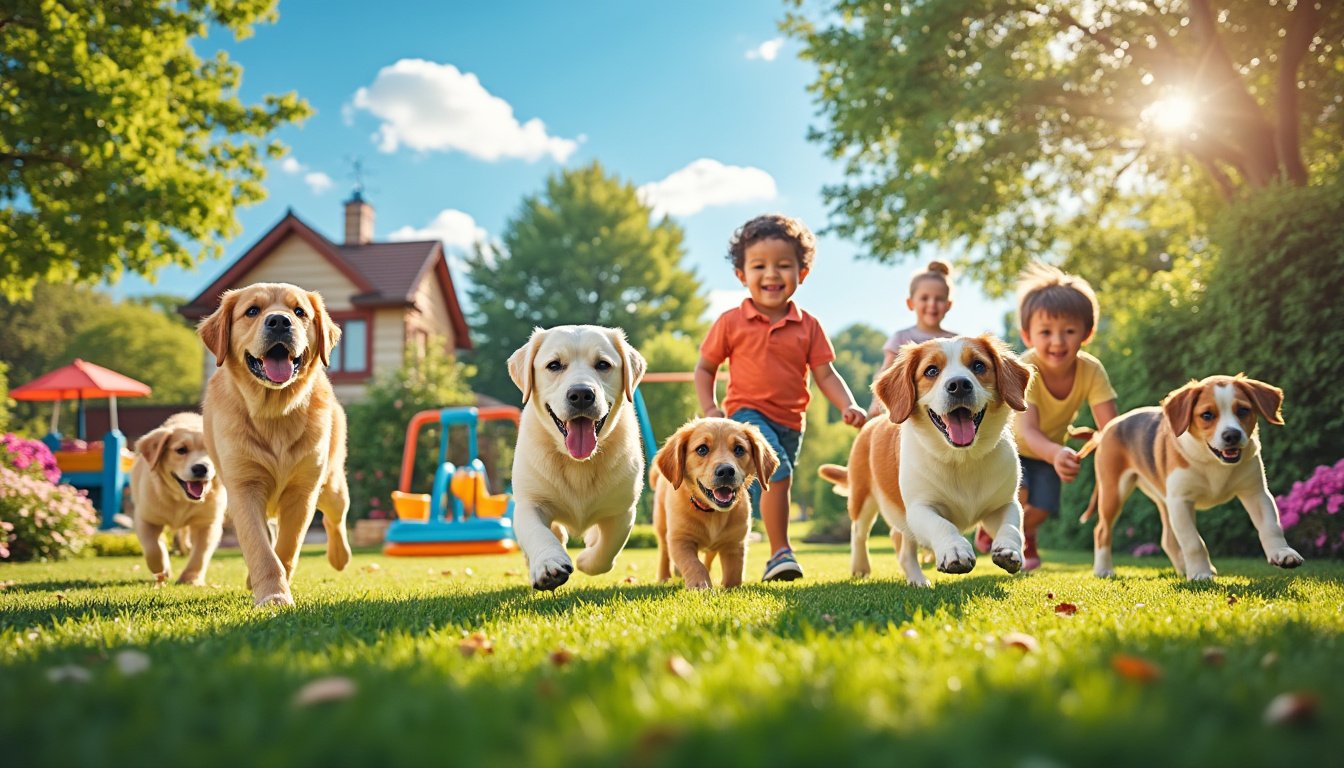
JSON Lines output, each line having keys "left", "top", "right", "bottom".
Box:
{"left": 3, "top": 535, "right": 1341, "bottom": 767}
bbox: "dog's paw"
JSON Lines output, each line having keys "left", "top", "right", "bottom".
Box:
{"left": 177, "top": 572, "right": 205, "bottom": 586}
{"left": 1093, "top": 567, "right": 1116, "bottom": 578}
{"left": 530, "top": 554, "right": 574, "bottom": 591}
{"left": 851, "top": 567, "right": 871, "bottom": 579}
{"left": 1269, "top": 547, "right": 1304, "bottom": 569}
{"left": 574, "top": 547, "right": 614, "bottom": 576}
{"left": 1186, "top": 568, "right": 1217, "bottom": 582}
{"left": 154, "top": 570, "right": 171, "bottom": 584}
{"left": 255, "top": 591, "right": 294, "bottom": 607}
{"left": 684, "top": 576, "right": 712, "bottom": 590}
{"left": 991, "top": 546, "right": 1023, "bottom": 574}
{"left": 936, "top": 541, "right": 976, "bottom": 574}
{"left": 905, "top": 572, "right": 933, "bottom": 588}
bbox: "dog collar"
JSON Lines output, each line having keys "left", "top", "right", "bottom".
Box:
{"left": 688, "top": 493, "right": 715, "bottom": 514}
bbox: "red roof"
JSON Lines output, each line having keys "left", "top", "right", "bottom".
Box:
{"left": 179, "top": 211, "right": 472, "bottom": 350}
{"left": 11, "top": 359, "right": 153, "bottom": 401}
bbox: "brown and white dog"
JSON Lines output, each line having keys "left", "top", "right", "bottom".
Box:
{"left": 1078, "top": 374, "right": 1302, "bottom": 580}
{"left": 130, "top": 412, "right": 227, "bottom": 585}
{"left": 819, "top": 335, "right": 1031, "bottom": 586}
{"left": 651, "top": 418, "right": 779, "bottom": 589}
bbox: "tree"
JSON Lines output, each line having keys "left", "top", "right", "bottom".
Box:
{"left": 0, "top": 283, "right": 111, "bottom": 430}
{"left": 829, "top": 323, "right": 887, "bottom": 413}
{"left": 639, "top": 330, "right": 703, "bottom": 447}
{"left": 61, "top": 303, "right": 203, "bottom": 405}
{"left": 0, "top": 0, "right": 311, "bottom": 299}
{"left": 785, "top": 1, "right": 1343, "bottom": 290}
{"left": 465, "top": 161, "right": 708, "bottom": 402}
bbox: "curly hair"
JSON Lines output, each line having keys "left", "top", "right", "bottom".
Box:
{"left": 727, "top": 214, "right": 816, "bottom": 271}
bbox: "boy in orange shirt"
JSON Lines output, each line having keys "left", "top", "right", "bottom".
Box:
{"left": 695, "top": 214, "right": 867, "bottom": 581}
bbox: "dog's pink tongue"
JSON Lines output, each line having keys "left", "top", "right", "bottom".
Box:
{"left": 565, "top": 418, "right": 597, "bottom": 459}
{"left": 185, "top": 481, "right": 205, "bottom": 500}
{"left": 262, "top": 356, "right": 294, "bottom": 383}
{"left": 712, "top": 487, "right": 734, "bottom": 505}
{"left": 946, "top": 410, "right": 976, "bottom": 446}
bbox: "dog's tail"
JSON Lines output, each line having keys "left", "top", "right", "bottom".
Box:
{"left": 1078, "top": 485, "right": 1099, "bottom": 524}
{"left": 817, "top": 464, "right": 850, "bottom": 497}
{"left": 1069, "top": 425, "right": 1101, "bottom": 460}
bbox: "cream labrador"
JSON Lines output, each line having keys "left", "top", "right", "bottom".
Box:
{"left": 130, "top": 412, "right": 227, "bottom": 585}
{"left": 197, "top": 282, "right": 352, "bottom": 607}
{"left": 507, "top": 325, "right": 647, "bottom": 590}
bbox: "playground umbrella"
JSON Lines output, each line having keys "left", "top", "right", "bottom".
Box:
{"left": 10, "top": 359, "right": 152, "bottom": 439}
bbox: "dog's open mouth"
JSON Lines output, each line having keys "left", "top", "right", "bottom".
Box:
{"left": 1208, "top": 444, "right": 1242, "bottom": 464}
{"left": 928, "top": 406, "right": 985, "bottom": 448}
{"left": 547, "top": 405, "right": 608, "bottom": 460}
{"left": 246, "top": 345, "right": 303, "bottom": 385}
{"left": 696, "top": 479, "right": 738, "bottom": 510}
{"left": 176, "top": 476, "right": 206, "bottom": 501}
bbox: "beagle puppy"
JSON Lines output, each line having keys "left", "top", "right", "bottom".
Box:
{"left": 1078, "top": 374, "right": 1302, "bottom": 580}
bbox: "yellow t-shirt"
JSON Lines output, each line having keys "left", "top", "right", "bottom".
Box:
{"left": 1015, "top": 349, "right": 1116, "bottom": 460}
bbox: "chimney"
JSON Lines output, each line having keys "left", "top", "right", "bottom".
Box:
{"left": 344, "top": 192, "right": 374, "bottom": 245}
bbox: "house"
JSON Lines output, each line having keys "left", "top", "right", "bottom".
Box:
{"left": 179, "top": 195, "right": 472, "bottom": 402}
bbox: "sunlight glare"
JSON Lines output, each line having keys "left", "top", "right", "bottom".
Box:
{"left": 1143, "top": 94, "right": 1198, "bottom": 133}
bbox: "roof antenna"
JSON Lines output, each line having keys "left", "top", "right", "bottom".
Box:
{"left": 345, "top": 155, "right": 378, "bottom": 201}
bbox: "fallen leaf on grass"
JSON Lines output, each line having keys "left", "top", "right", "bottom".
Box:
{"left": 821, "top": 614, "right": 835, "bottom": 624}
{"left": 1002, "top": 632, "right": 1040, "bottom": 653}
{"left": 1260, "top": 651, "right": 1279, "bottom": 669}
{"left": 549, "top": 648, "right": 574, "bottom": 667}
{"left": 441, "top": 569, "right": 455, "bottom": 577}
{"left": 362, "top": 563, "right": 381, "bottom": 574}
{"left": 1045, "top": 592, "right": 1055, "bottom": 600}
{"left": 458, "top": 632, "right": 494, "bottom": 657}
{"left": 114, "top": 650, "right": 151, "bottom": 676}
{"left": 1201, "top": 647, "right": 1227, "bottom": 667}
{"left": 666, "top": 655, "right": 694, "bottom": 679}
{"left": 46, "top": 665, "right": 91, "bottom": 684}
{"left": 622, "top": 576, "right": 638, "bottom": 584}
{"left": 1263, "top": 691, "right": 1318, "bottom": 726}
{"left": 1111, "top": 654, "right": 1162, "bottom": 683}
{"left": 0, "top": 580, "right": 16, "bottom": 589}
{"left": 292, "top": 676, "right": 357, "bottom": 707}
{"left": 504, "top": 569, "right": 520, "bottom": 577}
{"left": 1227, "top": 594, "right": 1239, "bottom": 606}
{"left": 1054, "top": 602, "right": 1078, "bottom": 616}
{"left": 55, "top": 593, "right": 66, "bottom": 602}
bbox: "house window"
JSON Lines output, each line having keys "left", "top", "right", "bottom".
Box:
{"left": 328, "top": 318, "right": 368, "bottom": 373}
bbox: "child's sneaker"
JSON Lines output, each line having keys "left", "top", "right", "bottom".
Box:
{"left": 762, "top": 548, "right": 803, "bottom": 581}
{"left": 1022, "top": 533, "right": 1042, "bottom": 572}
{"left": 974, "top": 526, "right": 993, "bottom": 554}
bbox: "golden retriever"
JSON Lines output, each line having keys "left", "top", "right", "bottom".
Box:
{"left": 130, "top": 412, "right": 227, "bottom": 585}
{"left": 1077, "top": 374, "right": 1302, "bottom": 580}
{"left": 197, "top": 282, "right": 351, "bottom": 606}
{"left": 507, "top": 325, "right": 647, "bottom": 590}
{"left": 819, "top": 335, "right": 1031, "bottom": 586}
{"left": 651, "top": 418, "right": 779, "bottom": 589}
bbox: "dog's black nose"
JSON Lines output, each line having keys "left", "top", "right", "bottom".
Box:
{"left": 265, "top": 313, "right": 292, "bottom": 332}
{"left": 714, "top": 463, "right": 736, "bottom": 481}
{"left": 566, "top": 386, "right": 596, "bottom": 409}
{"left": 191, "top": 463, "right": 209, "bottom": 478}
{"left": 945, "top": 377, "right": 973, "bottom": 397}
{"left": 1221, "top": 428, "right": 1242, "bottom": 445}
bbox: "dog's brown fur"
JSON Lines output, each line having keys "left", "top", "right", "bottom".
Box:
{"left": 198, "top": 282, "right": 351, "bottom": 606}
{"left": 652, "top": 418, "right": 778, "bottom": 589}
{"left": 130, "top": 412, "right": 226, "bottom": 585}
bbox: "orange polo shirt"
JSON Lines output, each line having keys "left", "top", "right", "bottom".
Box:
{"left": 700, "top": 299, "right": 836, "bottom": 431}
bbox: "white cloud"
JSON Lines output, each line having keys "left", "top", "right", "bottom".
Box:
{"left": 304, "top": 172, "right": 334, "bottom": 194}
{"left": 707, "top": 288, "right": 747, "bottom": 320}
{"left": 637, "top": 159, "right": 777, "bottom": 218}
{"left": 351, "top": 59, "right": 579, "bottom": 162}
{"left": 280, "top": 157, "right": 304, "bottom": 174}
{"left": 745, "top": 38, "right": 784, "bottom": 61}
{"left": 388, "top": 208, "right": 487, "bottom": 250}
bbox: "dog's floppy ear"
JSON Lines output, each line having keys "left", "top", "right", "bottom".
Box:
{"left": 507, "top": 328, "right": 545, "bottom": 405}
{"left": 610, "top": 328, "right": 647, "bottom": 403}
{"left": 875, "top": 343, "right": 921, "bottom": 424}
{"left": 1162, "top": 380, "right": 1202, "bottom": 437}
{"left": 307, "top": 290, "right": 342, "bottom": 368}
{"left": 1237, "top": 375, "right": 1285, "bottom": 426}
{"left": 197, "top": 290, "right": 239, "bottom": 367}
{"left": 134, "top": 427, "right": 171, "bottom": 469}
{"left": 986, "top": 335, "right": 1031, "bottom": 412}
{"left": 654, "top": 422, "right": 692, "bottom": 490}
{"left": 741, "top": 422, "right": 780, "bottom": 494}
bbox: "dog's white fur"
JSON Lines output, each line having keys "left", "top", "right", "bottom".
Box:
{"left": 507, "top": 325, "right": 647, "bottom": 591}
{"left": 820, "top": 336, "right": 1031, "bottom": 586}
{"left": 130, "top": 412, "right": 226, "bottom": 585}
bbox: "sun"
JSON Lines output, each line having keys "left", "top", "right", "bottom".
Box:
{"left": 1143, "top": 93, "right": 1198, "bottom": 133}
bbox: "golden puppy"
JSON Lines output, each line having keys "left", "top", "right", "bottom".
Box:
{"left": 651, "top": 418, "right": 779, "bottom": 589}
{"left": 819, "top": 335, "right": 1031, "bottom": 586}
{"left": 130, "top": 412, "right": 226, "bottom": 585}
{"left": 1078, "top": 374, "right": 1301, "bottom": 580}
{"left": 197, "top": 282, "right": 351, "bottom": 607}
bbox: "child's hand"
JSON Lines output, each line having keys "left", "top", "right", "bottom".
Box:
{"left": 705, "top": 406, "right": 725, "bottom": 418}
{"left": 842, "top": 405, "right": 868, "bottom": 428}
{"left": 1053, "top": 446, "right": 1081, "bottom": 483}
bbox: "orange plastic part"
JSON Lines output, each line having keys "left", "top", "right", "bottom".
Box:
{"left": 382, "top": 540, "right": 517, "bottom": 556}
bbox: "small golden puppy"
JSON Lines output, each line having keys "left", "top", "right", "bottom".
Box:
{"left": 198, "top": 282, "right": 352, "bottom": 607}
{"left": 130, "top": 412, "right": 226, "bottom": 585}
{"left": 652, "top": 418, "right": 779, "bottom": 589}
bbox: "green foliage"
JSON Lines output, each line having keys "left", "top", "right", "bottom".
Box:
{"left": 0, "top": 0, "right": 311, "bottom": 299}
{"left": 465, "top": 161, "right": 708, "bottom": 403}
{"left": 0, "top": 360, "right": 10, "bottom": 432}
{"left": 0, "top": 465, "right": 98, "bottom": 561}
{"left": 89, "top": 531, "right": 142, "bottom": 558}
{"left": 796, "top": 388, "right": 862, "bottom": 542}
{"left": 829, "top": 323, "right": 887, "bottom": 413}
{"left": 60, "top": 303, "right": 202, "bottom": 404}
{"left": 345, "top": 340, "right": 476, "bottom": 520}
{"left": 785, "top": 1, "right": 1344, "bottom": 290}
{"left": 637, "top": 330, "right": 701, "bottom": 447}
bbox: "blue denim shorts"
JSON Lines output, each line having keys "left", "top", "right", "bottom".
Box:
{"left": 1020, "top": 456, "right": 1062, "bottom": 517}
{"left": 729, "top": 408, "right": 803, "bottom": 516}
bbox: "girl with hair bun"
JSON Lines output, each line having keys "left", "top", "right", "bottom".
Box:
{"left": 868, "top": 260, "right": 959, "bottom": 415}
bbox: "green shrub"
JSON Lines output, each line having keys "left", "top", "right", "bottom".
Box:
{"left": 90, "top": 531, "right": 143, "bottom": 558}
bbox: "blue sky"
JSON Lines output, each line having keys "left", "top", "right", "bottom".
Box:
{"left": 106, "top": 0, "right": 1014, "bottom": 342}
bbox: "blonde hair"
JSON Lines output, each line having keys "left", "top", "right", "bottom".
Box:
{"left": 909, "top": 260, "right": 952, "bottom": 297}
{"left": 1016, "top": 262, "right": 1100, "bottom": 336}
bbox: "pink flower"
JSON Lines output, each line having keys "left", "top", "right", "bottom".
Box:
{"left": 1131, "top": 542, "right": 1162, "bottom": 557}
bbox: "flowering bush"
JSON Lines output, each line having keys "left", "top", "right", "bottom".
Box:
{"left": 1, "top": 433, "right": 60, "bottom": 484}
{"left": 0, "top": 465, "right": 98, "bottom": 561}
{"left": 1277, "top": 458, "right": 1344, "bottom": 558}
